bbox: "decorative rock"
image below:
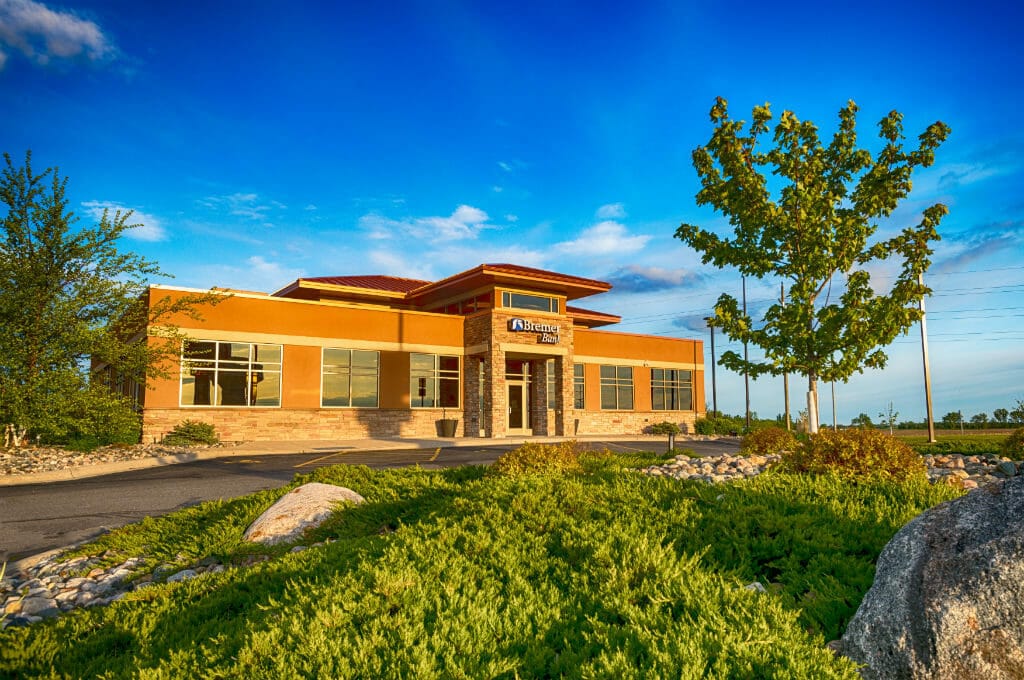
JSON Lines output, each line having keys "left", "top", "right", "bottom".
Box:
{"left": 243, "top": 483, "right": 365, "bottom": 546}
{"left": 996, "top": 461, "right": 1017, "bottom": 477}
{"left": 840, "top": 475, "right": 1024, "bottom": 679}
{"left": 165, "top": 569, "right": 198, "bottom": 583}
{"left": 19, "top": 596, "right": 59, "bottom": 618}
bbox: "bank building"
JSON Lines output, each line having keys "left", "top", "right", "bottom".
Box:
{"left": 128, "top": 263, "right": 706, "bottom": 442}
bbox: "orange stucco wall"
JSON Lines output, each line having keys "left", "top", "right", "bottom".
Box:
{"left": 146, "top": 288, "right": 465, "bottom": 410}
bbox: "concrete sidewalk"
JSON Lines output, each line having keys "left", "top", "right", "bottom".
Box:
{"left": 1, "top": 434, "right": 679, "bottom": 486}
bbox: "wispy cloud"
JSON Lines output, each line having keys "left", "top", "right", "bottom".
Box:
{"left": 197, "top": 192, "right": 286, "bottom": 224}
{"left": 361, "top": 204, "right": 492, "bottom": 242}
{"left": 0, "top": 0, "right": 114, "bottom": 69}
{"left": 595, "top": 202, "right": 626, "bottom": 219}
{"left": 606, "top": 265, "right": 704, "bottom": 293}
{"left": 198, "top": 256, "right": 304, "bottom": 293}
{"left": 937, "top": 163, "right": 1000, "bottom": 189}
{"left": 81, "top": 200, "right": 166, "bottom": 241}
{"left": 933, "top": 220, "right": 1024, "bottom": 274}
{"left": 497, "top": 161, "right": 512, "bottom": 172}
{"left": 555, "top": 221, "right": 650, "bottom": 256}
{"left": 672, "top": 314, "right": 713, "bottom": 333}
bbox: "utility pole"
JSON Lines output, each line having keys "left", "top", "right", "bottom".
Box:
{"left": 919, "top": 272, "right": 937, "bottom": 443}
{"left": 705, "top": 317, "right": 718, "bottom": 417}
{"left": 742, "top": 276, "right": 750, "bottom": 430}
{"left": 781, "top": 283, "right": 790, "bottom": 431}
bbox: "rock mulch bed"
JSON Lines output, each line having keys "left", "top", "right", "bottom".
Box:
{"left": 641, "top": 452, "right": 1023, "bottom": 489}
{"left": 0, "top": 443, "right": 218, "bottom": 476}
{"left": 0, "top": 545, "right": 328, "bottom": 629}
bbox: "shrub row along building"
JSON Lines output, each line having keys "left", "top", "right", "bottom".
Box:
{"left": 135, "top": 263, "right": 706, "bottom": 441}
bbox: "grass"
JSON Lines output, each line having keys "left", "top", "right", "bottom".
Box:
{"left": 0, "top": 453, "right": 962, "bottom": 678}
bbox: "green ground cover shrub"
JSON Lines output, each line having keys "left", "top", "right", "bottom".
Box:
{"left": 740, "top": 426, "right": 799, "bottom": 456}
{"left": 649, "top": 421, "right": 681, "bottom": 436}
{"left": 780, "top": 429, "right": 926, "bottom": 481}
{"left": 1002, "top": 427, "right": 1024, "bottom": 458}
{"left": 0, "top": 458, "right": 960, "bottom": 678}
{"left": 905, "top": 435, "right": 1006, "bottom": 457}
{"left": 161, "top": 420, "right": 219, "bottom": 446}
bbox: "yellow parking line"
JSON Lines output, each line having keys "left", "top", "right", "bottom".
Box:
{"left": 428, "top": 447, "right": 441, "bottom": 462}
{"left": 293, "top": 451, "right": 352, "bottom": 468}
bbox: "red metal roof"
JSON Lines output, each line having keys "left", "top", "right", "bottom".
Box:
{"left": 302, "top": 275, "right": 431, "bottom": 293}
{"left": 566, "top": 305, "right": 620, "bottom": 321}
{"left": 480, "top": 263, "right": 611, "bottom": 290}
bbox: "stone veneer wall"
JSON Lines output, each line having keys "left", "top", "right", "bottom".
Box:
{"left": 570, "top": 410, "right": 699, "bottom": 436}
{"left": 143, "top": 407, "right": 465, "bottom": 443}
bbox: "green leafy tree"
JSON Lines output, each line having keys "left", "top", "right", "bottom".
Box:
{"left": 969, "top": 412, "right": 988, "bottom": 430}
{"left": 1011, "top": 400, "right": 1024, "bottom": 425}
{"left": 0, "top": 152, "right": 215, "bottom": 447}
{"left": 850, "top": 413, "right": 874, "bottom": 428}
{"left": 675, "top": 98, "right": 950, "bottom": 432}
{"left": 940, "top": 411, "right": 962, "bottom": 430}
{"left": 993, "top": 408, "right": 1009, "bottom": 425}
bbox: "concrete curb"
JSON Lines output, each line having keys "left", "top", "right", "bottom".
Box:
{"left": 1, "top": 435, "right": 718, "bottom": 487}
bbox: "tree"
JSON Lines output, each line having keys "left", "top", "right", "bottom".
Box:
{"left": 1010, "top": 400, "right": 1024, "bottom": 425}
{"left": 851, "top": 413, "right": 874, "bottom": 428}
{"left": 969, "top": 412, "right": 988, "bottom": 430}
{"left": 993, "top": 408, "right": 1009, "bottom": 425}
{"left": 940, "top": 411, "right": 962, "bottom": 430}
{"left": 0, "top": 152, "right": 213, "bottom": 447}
{"left": 878, "top": 401, "right": 899, "bottom": 435}
{"left": 675, "top": 98, "right": 950, "bottom": 432}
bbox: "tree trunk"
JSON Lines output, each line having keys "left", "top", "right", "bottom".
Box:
{"left": 807, "top": 375, "right": 819, "bottom": 434}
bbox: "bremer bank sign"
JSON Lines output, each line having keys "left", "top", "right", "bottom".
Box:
{"left": 508, "top": 318, "right": 560, "bottom": 344}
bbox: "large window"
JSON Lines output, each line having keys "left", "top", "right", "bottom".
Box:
{"left": 180, "top": 341, "right": 281, "bottom": 407}
{"left": 573, "top": 363, "right": 585, "bottom": 409}
{"left": 410, "top": 353, "right": 460, "bottom": 408}
{"left": 651, "top": 368, "right": 693, "bottom": 410}
{"left": 502, "top": 291, "right": 558, "bottom": 313}
{"left": 599, "top": 365, "right": 633, "bottom": 410}
{"left": 322, "top": 349, "right": 379, "bottom": 407}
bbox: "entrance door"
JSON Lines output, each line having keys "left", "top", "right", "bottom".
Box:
{"left": 507, "top": 382, "right": 532, "bottom": 435}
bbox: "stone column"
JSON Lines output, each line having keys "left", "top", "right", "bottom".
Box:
{"left": 554, "top": 354, "right": 574, "bottom": 436}
{"left": 532, "top": 358, "right": 549, "bottom": 436}
{"left": 485, "top": 344, "right": 506, "bottom": 438}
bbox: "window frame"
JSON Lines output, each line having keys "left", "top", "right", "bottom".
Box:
{"left": 410, "top": 353, "right": 461, "bottom": 409}
{"left": 573, "top": 363, "right": 585, "bottom": 409}
{"left": 321, "top": 348, "right": 380, "bottom": 408}
{"left": 501, "top": 290, "right": 559, "bottom": 314}
{"left": 651, "top": 368, "right": 693, "bottom": 411}
{"left": 179, "top": 340, "right": 282, "bottom": 408}
{"left": 599, "top": 365, "right": 634, "bottom": 410}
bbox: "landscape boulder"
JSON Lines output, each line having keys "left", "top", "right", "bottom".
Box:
{"left": 243, "top": 483, "right": 365, "bottom": 546}
{"left": 840, "top": 475, "right": 1024, "bottom": 679}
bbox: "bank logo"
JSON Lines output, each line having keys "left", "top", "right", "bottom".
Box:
{"left": 509, "top": 318, "right": 526, "bottom": 332}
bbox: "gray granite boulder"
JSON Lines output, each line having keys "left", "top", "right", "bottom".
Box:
{"left": 243, "top": 483, "right": 365, "bottom": 546}
{"left": 840, "top": 476, "right": 1024, "bottom": 679}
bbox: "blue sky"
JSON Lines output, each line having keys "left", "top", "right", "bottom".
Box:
{"left": 2, "top": 0, "right": 1022, "bottom": 425}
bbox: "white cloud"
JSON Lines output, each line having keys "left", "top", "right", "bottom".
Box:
{"left": 81, "top": 200, "right": 166, "bottom": 241}
{"left": 492, "top": 185, "right": 503, "bottom": 193}
{"left": 0, "top": 0, "right": 114, "bottom": 69}
{"left": 360, "top": 204, "right": 491, "bottom": 242}
{"left": 555, "top": 221, "right": 650, "bottom": 256}
{"left": 497, "top": 161, "right": 512, "bottom": 172}
{"left": 505, "top": 214, "right": 518, "bottom": 223}
{"left": 596, "top": 202, "right": 626, "bottom": 219}
{"left": 197, "top": 256, "right": 304, "bottom": 293}
{"left": 197, "top": 192, "right": 286, "bottom": 224}
{"left": 368, "top": 249, "right": 436, "bottom": 281}
{"left": 304, "top": 203, "right": 318, "bottom": 211}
